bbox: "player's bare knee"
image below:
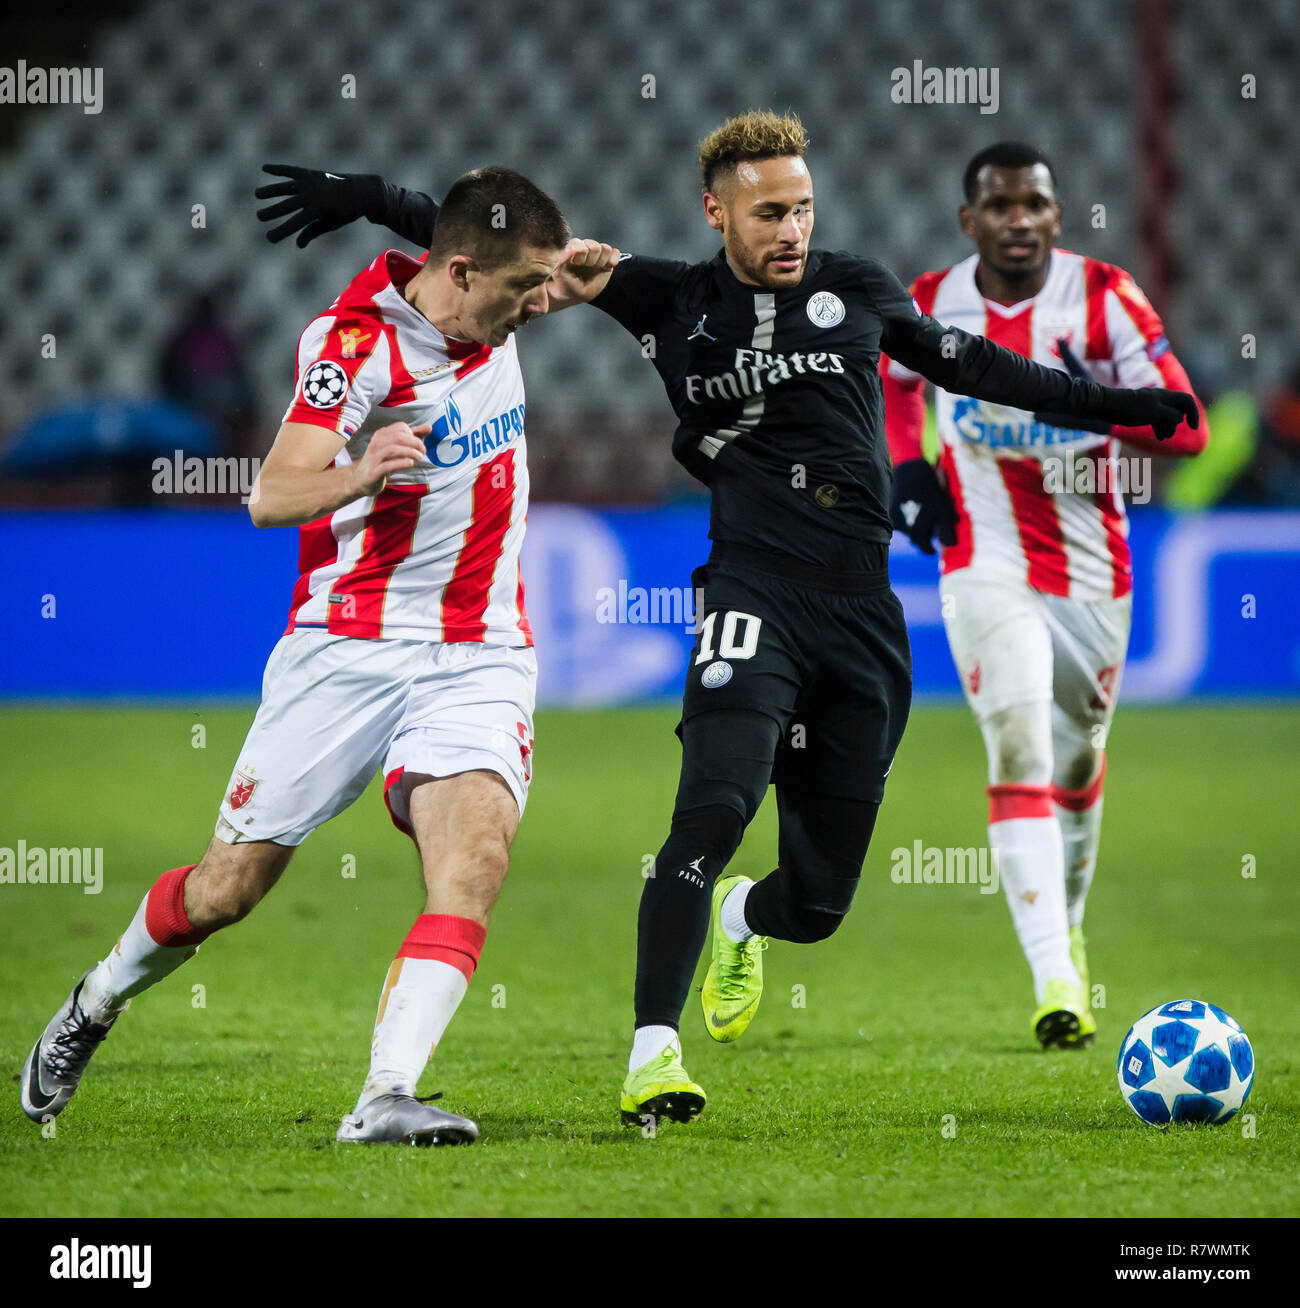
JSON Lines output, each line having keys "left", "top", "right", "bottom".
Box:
{"left": 468, "top": 838, "right": 510, "bottom": 893}
{"left": 185, "top": 872, "right": 260, "bottom": 928}
{"left": 210, "top": 886, "right": 262, "bottom": 927}
{"left": 435, "top": 834, "right": 510, "bottom": 903}
{"left": 187, "top": 841, "right": 287, "bottom": 929}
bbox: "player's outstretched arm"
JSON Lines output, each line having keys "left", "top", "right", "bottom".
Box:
{"left": 993, "top": 340, "right": 1198, "bottom": 442}
{"left": 248, "top": 420, "right": 431, "bottom": 528}
{"left": 544, "top": 238, "right": 622, "bottom": 311}
{"left": 886, "top": 312, "right": 1198, "bottom": 442}
{"left": 1030, "top": 340, "right": 1115, "bottom": 435}
{"left": 873, "top": 261, "right": 1198, "bottom": 443}
{"left": 1031, "top": 338, "right": 1208, "bottom": 455}
{"left": 255, "top": 164, "right": 439, "bottom": 248}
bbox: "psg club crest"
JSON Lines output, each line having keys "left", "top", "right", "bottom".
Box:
{"left": 806, "top": 291, "right": 845, "bottom": 328}
{"left": 300, "top": 359, "right": 349, "bottom": 409}
{"left": 701, "top": 660, "right": 733, "bottom": 689}
{"left": 228, "top": 772, "right": 257, "bottom": 811}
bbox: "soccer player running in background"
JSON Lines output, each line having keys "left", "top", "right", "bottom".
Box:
{"left": 21, "top": 168, "right": 619, "bottom": 1144}
{"left": 263, "top": 113, "right": 1197, "bottom": 1127}
{"left": 881, "top": 142, "right": 1208, "bottom": 1048}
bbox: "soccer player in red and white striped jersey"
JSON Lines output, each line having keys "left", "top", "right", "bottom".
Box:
{"left": 279, "top": 246, "right": 534, "bottom": 646}
{"left": 20, "top": 168, "right": 620, "bottom": 1144}
{"left": 881, "top": 143, "right": 1208, "bottom": 1048}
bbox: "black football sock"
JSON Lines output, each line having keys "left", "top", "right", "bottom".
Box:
{"left": 633, "top": 804, "right": 745, "bottom": 1030}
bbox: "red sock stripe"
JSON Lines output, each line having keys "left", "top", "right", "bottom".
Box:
{"left": 1053, "top": 755, "right": 1107, "bottom": 812}
{"left": 987, "top": 783, "right": 1054, "bottom": 823}
{"left": 396, "top": 914, "right": 487, "bottom": 982}
{"left": 144, "top": 865, "right": 210, "bottom": 948}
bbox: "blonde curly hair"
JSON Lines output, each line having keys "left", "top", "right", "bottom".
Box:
{"left": 698, "top": 110, "right": 810, "bottom": 192}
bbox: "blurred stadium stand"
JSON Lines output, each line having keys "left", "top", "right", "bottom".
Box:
{"left": 0, "top": 0, "right": 1296, "bottom": 504}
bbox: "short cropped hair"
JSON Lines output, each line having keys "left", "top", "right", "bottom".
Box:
{"left": 698, "top": 110, "right": 810, "bottom": 193}
{"left": 428, "top": 166, "right": 570, "bottom": 269}
{"left": 962, "top": 142, "right": 1057, "bottom": 203}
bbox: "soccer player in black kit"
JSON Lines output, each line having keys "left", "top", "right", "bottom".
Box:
{"left": 257, "top": 111, "right": 1196, "bottom": 1127}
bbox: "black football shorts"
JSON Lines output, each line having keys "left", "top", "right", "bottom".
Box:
{"left": 678, "top": 549, "right": 913, "bottom": 804}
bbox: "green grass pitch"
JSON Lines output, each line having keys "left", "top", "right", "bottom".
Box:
{"left": 2, "top": 703, "right": 1297, "bottom": 1218}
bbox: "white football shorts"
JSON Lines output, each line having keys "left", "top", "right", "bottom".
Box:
{"left": 215, "top": 631, "right": 536, "bottom": 846}
{"left": 939, "top": 569, "right": 1131, "bottom": 728}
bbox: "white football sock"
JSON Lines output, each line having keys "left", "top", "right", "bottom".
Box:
{"left": 989, "top": 813, "right": 1077, "bottom": 1001}
{"left": 81, "top": 888, "right": 200, "bottom": 1023}
{"left": 629, "top": 1024, "right": 678, "bottom": 1073}
{"left": 720, "top": 879, "right": 755, "bottom": 942}
{"left": 1057, "top": 795, "right": 1104, "bottom": 929}
{"left": 359, "top": 957, "right": 468, "bottom": 1105}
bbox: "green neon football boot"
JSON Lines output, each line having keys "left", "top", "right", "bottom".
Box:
{"left": 1032, "top": 976, "right": 1093, "bottom": 1049}
{"left": 1071, "top": 926, "right": 1097, "bottom": 1040}
{"left": 619, "top": 1037, "right": 706, "bottom": 1126}
{"left": 701, "top": 874, "right": 768, "bottom": 1043}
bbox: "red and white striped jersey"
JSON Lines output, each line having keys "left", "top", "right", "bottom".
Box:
{"left": 280, "top": 249, "right": 532, "bottom": 645}
{"left": 882, "top": 249, "right": 1196, "bottom": 601}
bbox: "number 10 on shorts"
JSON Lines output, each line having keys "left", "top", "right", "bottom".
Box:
{"left": 695, "top": 610, "right": 762, "bottom": 664}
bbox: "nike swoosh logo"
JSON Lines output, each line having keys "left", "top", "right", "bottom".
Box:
{"left": 24, "top": 1046, "right": 55, "bottom": 1110}
{"left": 708, "top": 998, "right": 759, "bottom": 1028}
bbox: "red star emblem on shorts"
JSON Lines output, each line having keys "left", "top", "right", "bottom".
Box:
{"left": 228, "top": 772, "right": 257, "bottom": 811}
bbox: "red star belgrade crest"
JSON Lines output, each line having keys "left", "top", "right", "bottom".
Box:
{"left": 228, "top": 772, "right": 257, "bottom": 811}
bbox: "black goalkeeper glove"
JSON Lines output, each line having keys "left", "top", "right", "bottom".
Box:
{"left": 255, "top": 164, "right": 389, "bottom": 246}
{"left": 1032, "top": 338, "right": 1113, "bottom": 435}
{"left": 891, "top": 457, "right": 958, "bottom": 555}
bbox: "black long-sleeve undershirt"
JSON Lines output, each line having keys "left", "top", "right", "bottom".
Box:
{"left": 374, "top": 182, "right": 1138, "bottom": 430}
{"left": 374, "top": 182, "right": 438, "bottom": 248}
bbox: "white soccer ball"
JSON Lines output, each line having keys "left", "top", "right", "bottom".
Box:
{"left": 1117, "top": 999, "right": 1254, "bottom": 1126}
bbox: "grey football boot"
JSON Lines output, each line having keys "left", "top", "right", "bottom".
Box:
{"left": 336, "top": 1092, "right": 478, "bottom": 1146}
{"left": 21, "top": 970, "right": 120, "bottom": 1122}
